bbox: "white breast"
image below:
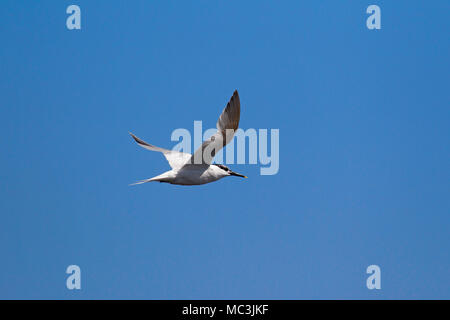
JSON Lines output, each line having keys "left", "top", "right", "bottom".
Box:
{"left": 172, "top": 165, "right": 227, "bottom": 185}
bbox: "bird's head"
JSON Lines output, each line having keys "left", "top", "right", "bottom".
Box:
{"left": 214, "top": 164, "right": 247, "bottom": 179}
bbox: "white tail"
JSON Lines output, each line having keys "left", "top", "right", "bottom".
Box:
{"left": 129, "top": 171, "right": 174, "bottom": 186}
{"left": 129, "top": 178, "right": 156, "bottom": 186}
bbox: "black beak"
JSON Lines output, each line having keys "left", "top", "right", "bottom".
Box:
{"left": 229, "top": 171, "right": 247, "bottom": 178}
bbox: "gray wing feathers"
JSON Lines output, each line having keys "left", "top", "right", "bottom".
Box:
{"left": 190, "top": 90, "right": 241, "bottom": 164}
{"left": 217, "top": 90, "right": 240, "bottom": 136}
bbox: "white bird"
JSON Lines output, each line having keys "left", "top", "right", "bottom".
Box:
{"left": 129, "top": 90, "right": 247, "bottom": 186}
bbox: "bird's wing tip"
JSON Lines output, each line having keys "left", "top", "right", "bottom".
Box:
{"left": 129, "top": 132, "right": 143, "bottom": 144}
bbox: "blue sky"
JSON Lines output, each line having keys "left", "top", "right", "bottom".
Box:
{"left": 0, "top": 0, "right": 449, "bottom": 299}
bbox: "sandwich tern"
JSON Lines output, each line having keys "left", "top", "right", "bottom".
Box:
{"left": 129, "top": 90, "right": 247, "bottom": 186}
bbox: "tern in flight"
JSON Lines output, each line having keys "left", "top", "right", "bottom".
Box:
{"left": 129, "top": 90, "right": 247, "bottom": 186}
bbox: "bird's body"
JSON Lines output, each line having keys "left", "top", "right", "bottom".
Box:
{"left": 129, "top": 90, "right": 247, "bottom": 186}
{"left": 141, "top": 165, "right": 228, "bottom": 186}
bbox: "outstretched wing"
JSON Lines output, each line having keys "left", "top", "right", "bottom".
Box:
{"left": 129, "top": 132, "right": 191, "bottom": 169}
{"left": 190, "top": 90, "right": 241, "bottom": 164}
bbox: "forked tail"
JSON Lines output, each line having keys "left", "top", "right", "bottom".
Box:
{"left": 129, "top": 178, "right": 156, "bottom": 186}
{"left": 129, "top": 171, "right": 173, "bottom": 186}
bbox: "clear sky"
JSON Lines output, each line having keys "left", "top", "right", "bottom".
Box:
{"left": 0, "top": 0, "right": 449, "bottom": 299}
